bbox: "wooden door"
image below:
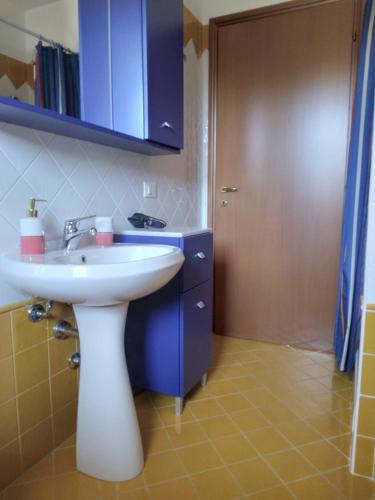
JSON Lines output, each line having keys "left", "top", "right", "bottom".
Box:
{"left": 212, "top": 0, "right": 357, "bottom": 351}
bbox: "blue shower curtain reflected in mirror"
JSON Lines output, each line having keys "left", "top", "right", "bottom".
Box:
{"left": 35, "top": 42, "right": 80, "bottom": 119}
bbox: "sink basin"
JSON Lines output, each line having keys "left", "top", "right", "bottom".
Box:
{"left": 1, "top": 244, "right": 184, "bottom": 306}
{"left": 1, "top": 243, "right": 184, "bottom": 482}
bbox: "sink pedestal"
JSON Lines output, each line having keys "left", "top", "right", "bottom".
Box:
{"left": 74, "top": 303, "right": 144, "bottom": 482}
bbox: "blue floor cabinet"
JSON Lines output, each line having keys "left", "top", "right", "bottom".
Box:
{"left": 115, "top": 231, "right": 213, "bottom": 414}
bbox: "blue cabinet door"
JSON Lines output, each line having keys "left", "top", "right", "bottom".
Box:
{"left": 79, "top": 0, "right": 112, "bottom": 129}
{"left": 125, "top": 277, "right": 180, "bottom": 396}
{"left": 181, "top": 281, "right": 212, "bottom": 395}
{"left": 79, "top": 0, "right": 183, "bottom": 150}
{"left": 111, "top": 0, "right": 144, "bottom": 139}
{"left": 144, "top": 0, "right": 184, "bottom": 149}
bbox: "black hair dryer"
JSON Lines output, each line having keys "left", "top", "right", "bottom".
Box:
{"left": 128, "top": 213, "right": 167, "bottom": 229}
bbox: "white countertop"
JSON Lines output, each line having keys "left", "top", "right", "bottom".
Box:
{"left": 117, "top": 227, "right": 213, "bottom": 237}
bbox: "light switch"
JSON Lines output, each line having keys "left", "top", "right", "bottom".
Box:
{"left": 143, "top": 182, "right": 157, "bottom": 199}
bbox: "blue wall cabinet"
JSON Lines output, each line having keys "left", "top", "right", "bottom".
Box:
{"left": 79, "top": 0, "right": 184, "bottom": 150}
{"left": 115, "top": 232, "right": 213, "bottom": 414}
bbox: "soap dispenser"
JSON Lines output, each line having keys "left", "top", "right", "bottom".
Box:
{"left": 20, "top": 199, "right": 46, "bottom": 255}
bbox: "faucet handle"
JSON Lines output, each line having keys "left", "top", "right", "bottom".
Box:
{"left": 66, "top": 220, "right": 78, "bottom": 235}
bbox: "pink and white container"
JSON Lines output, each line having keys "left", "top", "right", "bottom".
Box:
{"left": 96, "top": 217, "right": 113, "bottom": 246}
{"left": 20, "top": 218, "right": 45, "bottom": 255}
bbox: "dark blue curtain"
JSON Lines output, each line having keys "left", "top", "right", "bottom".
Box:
{"left": 334, "top": 0, "right": 375, "bottom": 372}
{"left": 35, "top": 42, "right": 80, "bottom": 119}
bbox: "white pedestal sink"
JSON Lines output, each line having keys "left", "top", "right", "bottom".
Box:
{"left": 1, "top": 244, "right": 184, "bottom": 482}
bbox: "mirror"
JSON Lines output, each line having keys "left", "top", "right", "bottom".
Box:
{"left": 0, "top": 0, "right": 80, "bottom": 118}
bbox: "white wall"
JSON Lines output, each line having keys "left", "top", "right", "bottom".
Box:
{"left": 0, "top": 1, "right": 28, "bottom": 62}
{"left": 201, "top": 0, "right": 291, "bottom": 23}
{"left": 25, "top": 0, "right": 78, "bottom": 59}
{"left": 184, "top": 0, "right": 203, "bottom": 21}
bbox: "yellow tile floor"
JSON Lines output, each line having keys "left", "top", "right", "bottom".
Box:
{"left": 1, "top": 334, "right": 375, "bottom": 500}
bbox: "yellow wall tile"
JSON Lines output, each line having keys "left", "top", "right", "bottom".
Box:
{"left": 358, "top": 396, "right": 375, "bottom": 438}
{"left": 0, "top": 313, "right": 12, "bottom": 360}
{"left": 47, "top": 303, "right": 75, "bottom": 338}
{"left": 15, "top": 343, "right": 49, "bottom": 393}
{"left": 0, "top": 302, "right": 80, "bottom": 490}
{"left": 51, "top": 369, "right": 78, "bottom": 413}
{"left": 361, "top": 356, "right": 375, "bottom": 396}
{"left": 18, "top": 381, "right": 51, "bottom": 434}
{"left": 11, "top": 308, "right": 47, "bottom": 353}
{"left": 364, "top": 313, "right": 375, "bottom": 355}
{"left": 354, "top": 436, "right": 375, "bottom": 477}
{"left": 49, "top": 336, "right": 77, "bottom": 375}
{"left": 0, "top": 300, "right": 32, "bottom": 316}
{"left": 0, "top": 399, "right": 18, "bottom": 448}
{"left": 0, "top": 440, "right": 22, "bottom": 491}
{"left": 21, "top": 418, "right": 53, "bottom": 470}
{"left": 53, "top": 400, "right": 77, "bottom": 447}
{"left": 0, "top": 356, "right": 16, "bottom": 405}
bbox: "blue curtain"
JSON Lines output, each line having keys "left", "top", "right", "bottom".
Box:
{"left": 334, "top": 0, "right": 375, "bottom": 372}
{"left": 35, "top": 42, "right": 80, "bottom": 119}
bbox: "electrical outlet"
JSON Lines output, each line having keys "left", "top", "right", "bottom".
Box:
{"left": 143, "top": 182, "right": 157, "bottom": 199}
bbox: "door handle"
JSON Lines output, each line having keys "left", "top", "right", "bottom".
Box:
{"left": 221, "top": 187, "right": 238, "bottom": 193}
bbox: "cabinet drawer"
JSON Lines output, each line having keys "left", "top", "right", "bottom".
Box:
{"left": 181, "top": 234, "right": 213, "bottom": 292}
{"left": 180, "top": 281, "right": 212, "bottom": 395}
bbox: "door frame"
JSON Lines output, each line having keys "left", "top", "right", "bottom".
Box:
{"left": 208, "top": 0, "right": 364, "bottom": 228}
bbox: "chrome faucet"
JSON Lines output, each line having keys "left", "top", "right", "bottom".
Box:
{"left": 63, "top": 216, "right": 97, "bottom": 253}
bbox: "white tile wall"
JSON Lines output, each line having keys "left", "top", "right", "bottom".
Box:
{"left": 0, "top": 41, "right": 202, "bottom": 307}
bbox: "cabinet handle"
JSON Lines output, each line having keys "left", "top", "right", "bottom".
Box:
{"left": 161, "top": 121, "right": 174, "bottom": 131}
{"left": 196, "top": 301, "right": 206, "bottom": 310}
{"left": 195, "top": 251, "right": 206, "bottom": 260}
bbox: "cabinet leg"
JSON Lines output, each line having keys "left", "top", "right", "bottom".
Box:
{"left": 175, "top": 397, "right": 184, "bottom": 416}
{"left": 201, "top": 372, "right": 208, "bottom": 387}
